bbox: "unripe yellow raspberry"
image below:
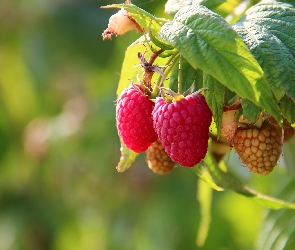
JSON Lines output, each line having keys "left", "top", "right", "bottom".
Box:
{"left": 146, "top": 140, "right": 175, "bottom": 175}
{"left": 233, "top": 118, "right": 283, "bottom": 175}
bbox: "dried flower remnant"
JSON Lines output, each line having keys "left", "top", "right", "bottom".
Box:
{"left": 102, "top": 2, "right": 144, "bottom": 40}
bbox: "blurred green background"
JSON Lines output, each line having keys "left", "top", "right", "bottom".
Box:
{"left": 0, "top": 0, "right": 294, "bottom": 249}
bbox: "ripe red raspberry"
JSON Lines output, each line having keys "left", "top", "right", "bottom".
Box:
{"left": 233, "top": 118, "right": 283, "bottom": 175}
{"left": 146, "top": 139, "right": 175, "bottom": 175}
{"left": 116, "top": 84, "right": 158, "bottom": 152}
{"left": 152, "top": 93, "right": 212, "bottom": 167}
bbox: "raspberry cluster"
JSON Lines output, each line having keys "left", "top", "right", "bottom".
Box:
{"left": 116, "top": 84, "right": 213, "bottom": 169}
{"left": 116, "top": 82, "right": 289, "bottom": 176}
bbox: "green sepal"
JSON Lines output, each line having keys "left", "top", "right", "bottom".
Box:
{"left": 193, "top": 149, "right": 295, "bottom": 210}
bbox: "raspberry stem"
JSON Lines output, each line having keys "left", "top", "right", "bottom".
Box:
{"left": 151, "top": 52, "right": 179, "bottom": 98}
{"left": 148, "top": 49, "right": 164, "bottom": 65}
{"left": 191, "top": 88, "right": 209, "bottom": 96}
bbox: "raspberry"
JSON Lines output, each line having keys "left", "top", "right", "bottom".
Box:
{"left": 152, "top": 93, "right": 212, "bottom": 167}
{"left": 233, "top": 118, "right": 283, "bottom": 175}
{"left": 116, "top": 84, "right": 158, "bottom": 152}
{"left": 146, "top": 139, "right": 175, "bottom": 175}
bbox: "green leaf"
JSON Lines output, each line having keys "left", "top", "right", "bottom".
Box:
{"left": 102, "top": 3, "right": 173, "bottom": 50}
{"left": 165, "top": 0, "right": 226, "bottom": 16}
{"left": 202, "top": 151, "right": 253, "bottom": 196}
{"left": 116, "top": 39, "right": 145, "bottom": 96}
{"left": 203, "top": 74, "right": 225, "bottom": 135}
{"left": 116, "top": 139, "right": 138, "bottom": 172}
{"left": 199, "top": 149, "right": 295, "bottom": 209}
{"left": 233, "top": 22, "right": 295, "bottom": 101}
{"left": 196, "top": 178, "right": 213, "bottom": 247}
{"left": 256, "top": 177, "right": 295, "bottom": 250}
{"left": 192, "top": 165, "right": 224, "bottom": 191}
{"left": 283, "top": 136, "right": 295, "bottom": 174}
{"left": 148, "top": 28, "right": 174, "bottom": 51}
{"left": 169, "top": 55, "right": 200, "bottom": 93}
{"left": 279, "top": 0, "right": 295, "bottom": 6}
{"left": 244, "top": 1, "right": 295, "bottom": 58}
{"left": 242, "top": 99, "right": 262, "bottom": 124}
{"left": 279, "top": 95, "right": 295, "bottom": 126}
{"left": 159, "top": 4, "right": 281, "bottom": 123}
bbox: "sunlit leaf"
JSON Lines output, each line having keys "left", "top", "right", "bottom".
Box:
{"left": 165, "top": 0, "right": 226, "bottom": 16}
{"left": 169, "top": 55, "right": 200, "bottom": 93}
{"left": 200, "top": 149, "right": 295, "bottom": 209}
{"left": 196, "top": 178, "right": 213, "bottom": 247}
{"left": 159, "top": 4, "right": 281, "bottom": 123}
{"left": 116, "top": 139, "right": 138, "bottom": 172}
{"left": 192, "top": 165, "right": 224, "bottom": 191}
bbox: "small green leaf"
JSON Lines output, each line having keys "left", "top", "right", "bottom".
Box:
{"left": 192, "top": 165, "right": 224, "bottom": 191}
{"left": 233, "top": 22, "right": 295, "bottom": 101}
{"left": 165, "top": 0, "right": 226, "bottom": 16}
{"left": 242, "top": 99, "right": 262, "bottom": 124}
{"left": 168, "top": 61, "right": 180, "bottom": 93}
{"left": 200, "top": 149, "right": 295, "bottom": 209}
{"left": 169, "top": 55, "right": 199, "bottom": 93}
{"left": 159, "top": 4, "right": 282, "bottom": 123}
{"left": 102, "top": 3, "right": 173, "bottom": 50}
{"left": 148, "top": 28, "right": 174, "bottom": 51}
{"left": 203, "top": 74, "right": 224, "bottom": 135}
{"left": 202, "top": 151, "right": 253, "bottom": 196}
{"left": 196, "top": 178, "right": 213, "bottom": 247}
{"left": 279, "top": 95, "right": 295, "bottom": 126}
{"left": 116, "top": 139, "right": 138, "bottom": 172}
